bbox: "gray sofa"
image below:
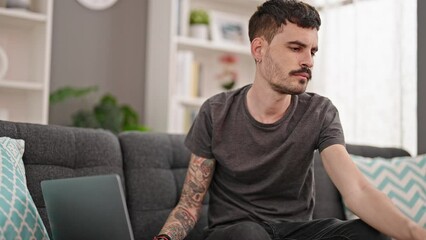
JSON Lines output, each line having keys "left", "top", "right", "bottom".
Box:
{"left": 0, "top": 120, "right": 410, "bottom": 240}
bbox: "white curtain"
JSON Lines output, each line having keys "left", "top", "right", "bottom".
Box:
{"left": 309, "top": 0, "right": 418, "bottom": 155}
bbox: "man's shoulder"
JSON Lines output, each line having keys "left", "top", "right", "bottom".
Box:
{"left": 298, "top": 92, "right": 333, "bottom": 106}
{"left": 298, "top": 91, "right": 328, "bottom": 100}
{"left": 206, "top": 84, "right": 250, "bottom": 105}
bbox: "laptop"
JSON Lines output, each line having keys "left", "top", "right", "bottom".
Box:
{"left": 41, "top": 174, "right": 135, "bottom": 240}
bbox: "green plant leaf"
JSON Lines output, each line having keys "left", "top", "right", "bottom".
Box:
{"left": 121, "top": 105, "right": 138, "bottom": 126}
{"left": 94, "top": 95, "right": 123, "bottom": 134}
{"left": 72, "top": 110, "right": 100, "bottom": 129}
{"left": 49, "top": 86, "right": 98, "bottom": 105}
{"left": 190, "top": 9, "right": 209, "bottom": 25}
{"left": 99, "top": 94, "right": 118, "bottom": 106}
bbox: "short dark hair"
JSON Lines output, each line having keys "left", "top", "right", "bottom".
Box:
{"left": 248, "top": 0, "right": 321, "bottom": 43}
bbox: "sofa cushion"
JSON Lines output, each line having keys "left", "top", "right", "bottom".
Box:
{"left": 0, "top": 120, "right": 124, "bottom": 235}
{"left": 345, "top": 154, "right": 426, "bottom": 228}
{"left": 119, "top": 132, "right": 208, "bottom": 240}
{"left": 0, "top": 137, "right": 49, "bottom": 239}
{"left": 346, "top": 144, "right": 411, "bottom": 159}
{"left": 313, "top": 144, "right": 411, "bottom": 219}
{"left": 313, "top": 150, "right": 345, "bottom": 219}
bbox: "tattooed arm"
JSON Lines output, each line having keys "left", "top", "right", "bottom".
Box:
{"left": 157, "top": 154, "right": 216, "bottom": 240}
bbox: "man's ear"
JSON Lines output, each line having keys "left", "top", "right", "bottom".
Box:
{"left": 251, "top": 37, "right": 265, "bottom": 63}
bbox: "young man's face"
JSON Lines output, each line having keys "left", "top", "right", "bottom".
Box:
{"left": 260, "top": 22, "right": 318, "bottom": 95}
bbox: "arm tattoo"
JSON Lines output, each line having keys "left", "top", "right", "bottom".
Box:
{"left": 160, "top": 154, "right": 215, "bottom": 240}
{"left": 174, "top": 207, "right": 196, "bottom": 232}
{"left": 180, "top": 180, "right": 204, "bottom": 208}
{"left": 181, "top": 155, "right": 215, "bottom": 208}
{"left": 163, "top": 222, "right": 185, "bottom": 240}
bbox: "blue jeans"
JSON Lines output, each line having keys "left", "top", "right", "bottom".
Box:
{"left": 203, "top": 219, "right": 390, "bottom": 240}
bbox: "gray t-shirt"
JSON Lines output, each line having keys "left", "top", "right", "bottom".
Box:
{"left": 185, "top": 84, "right": 345, "bottom": 229}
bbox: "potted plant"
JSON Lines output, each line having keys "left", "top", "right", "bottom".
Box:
{"left": 49, "top": 86, "right": 149, "bottom": 134}
{"left": 189, "top": 9, "right": 209, "bottom": 40}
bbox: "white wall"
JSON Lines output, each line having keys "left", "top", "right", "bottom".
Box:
{"left": 418, "top": 0, "right": 426, "bottom": 154}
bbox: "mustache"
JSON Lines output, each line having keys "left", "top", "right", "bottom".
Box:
{"left": 289, "top": 68, "right": 312, "bottom": 80}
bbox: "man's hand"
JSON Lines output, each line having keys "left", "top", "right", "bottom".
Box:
{"left": 321, "top": 145, "right": 426, "bottom": 240}
{"left": 409, "top": 222, "right": 426, "bottom": 240}
{"left": 153, "top": 234, "right": 171, "bottom": 240}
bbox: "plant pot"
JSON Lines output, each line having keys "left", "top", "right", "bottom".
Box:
{"left": 221, "top": 81, "right": 236, "bottom": 90}
{"left": 190, "top": 24, "right": 209, "bottom": 40}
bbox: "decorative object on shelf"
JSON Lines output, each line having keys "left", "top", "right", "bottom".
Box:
{"left": 5, "top": 0, "right": 31, "bottom": 10}
{"left": 0, "top": 46, "right": 8, "bottom": 80}
{"left": 189, "top": 9, "right": 209, "bottom": 40}
{"left": 50, "top": 86, "right": 149, "bottom": 134}
{"left": 217, "top": 53, "right": 239, "bottom": 90}
{"left": 76, "top": 0, "right": 118, "bottom": 11}
{"left": 210, "top": 10, "right": 250, "bottom": 46}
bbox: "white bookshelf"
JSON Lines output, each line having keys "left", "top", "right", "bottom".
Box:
{"left": 145, "top": 0, "right": 263, "bottom": 133}
{"left": 0, "top": 0, "right": 53, "bottom": 124}
{"left": 0, "top": 8, "right": 47, "bottom": 23}
{"left": 175, "top": 36, "right": 251, "bottom": 55}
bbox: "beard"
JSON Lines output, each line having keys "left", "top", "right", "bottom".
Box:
{"left": 263, "top": 51, "right": 311, "bottom": 95}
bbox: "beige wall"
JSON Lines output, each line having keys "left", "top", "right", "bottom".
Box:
{"left": 49, "top": 0, "right": 148, "bottom": 126}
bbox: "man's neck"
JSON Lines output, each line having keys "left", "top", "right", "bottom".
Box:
{"left": 246, "top": 83, "right": 292, "bottom": 124}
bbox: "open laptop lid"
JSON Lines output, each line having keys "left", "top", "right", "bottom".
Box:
{"left": 41, "top": 174, "right": 134, "bottom": 240}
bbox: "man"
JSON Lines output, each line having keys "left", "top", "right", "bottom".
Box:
{"left": 153, "top": 0, "right": 426, "bottom": 239}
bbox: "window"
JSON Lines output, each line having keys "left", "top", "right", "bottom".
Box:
{"left": 309, "top": 0, "right": 417, "bottom": 154}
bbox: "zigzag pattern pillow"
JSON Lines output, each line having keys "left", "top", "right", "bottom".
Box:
{"left": 0, "top": 137, "right": 50, "bottom": 239}
{"left": 346, "top": 154, "right": 426, "bottom": 228}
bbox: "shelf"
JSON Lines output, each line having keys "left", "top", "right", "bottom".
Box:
{"left": 0, "top": 80, "right": 44, "bottom": 91}
{"left": 192, "top": 0, "right": 264, "bottom": 12}
{"left": 0, "top": 0, "right": 51, "bottom": 125}
{"left": 0, "top": 7, "right": 47, "bottom": 27}
{"left": 177, "top": 96, "right": 206, "bottom": 108}
{"left": 205, "top": 0, "right": 265, "bottom": 7}
{"left": 176, "top": 36, "right": 251, "bottom": 56}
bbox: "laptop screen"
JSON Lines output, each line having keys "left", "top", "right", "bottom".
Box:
{"left": 41, "top": 174, "right": 134, "bottom": 240}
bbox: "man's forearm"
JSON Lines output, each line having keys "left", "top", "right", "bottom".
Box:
{"left": 156, "top": 155, "right": 215, "bottom": 240}
{"left": 158, "top": 205, "right": 201, "bottom": 240}
{"left": 345, "top": 184, "right": 425, "bottom": 240}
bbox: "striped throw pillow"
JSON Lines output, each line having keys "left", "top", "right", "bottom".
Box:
{"left": 0, "top": 137, "right": 50, "bottom": 239}
{"left": 345, "top": 154, "right": 426, "bottom": 228}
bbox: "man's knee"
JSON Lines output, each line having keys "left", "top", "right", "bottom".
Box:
{"left": 206, "top": 221, "right": 271, "bottom": 240}
{"left": 347, "top": 219, "right": 390, "bottom": 240}
{"left": 229, "top": 222, "right": 271, "bottom": 240}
